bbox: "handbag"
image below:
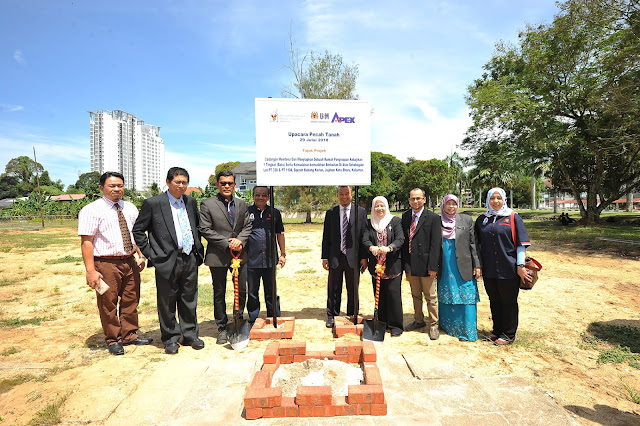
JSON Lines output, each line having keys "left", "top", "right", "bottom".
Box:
{"left": 509, "top": 212, "right": 542, "bottom": 290}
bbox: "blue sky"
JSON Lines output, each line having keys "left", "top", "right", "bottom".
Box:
{"left": 0, "top": 0, "right": 560, "bottom": 188}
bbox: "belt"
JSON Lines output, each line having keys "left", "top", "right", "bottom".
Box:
{"left": 95, "top": 254, "right": 134, "bottom": 260}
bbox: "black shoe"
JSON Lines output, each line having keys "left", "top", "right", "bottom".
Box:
{"left": 326, "top": 318, "right": 335, "bottom": 328}
{"left": 183, "top": 337, "right": 205, "bottom": 350}
{"left": 390, "top": 329, "right": 403, "bottom": 337}
{"left": 216, "top": 330, "right": 228, "bottom": 345}
{"left": 123, "top": 337, "right": 153, "bottom": 346}
{"left": 108, "top": 342, "right": 124, "bottom": 356}
{"left": 404, "top": 321, "right": 427, "bottom": 332}
{"left": 165, "top": 342, "right": 179, "bottom": 355}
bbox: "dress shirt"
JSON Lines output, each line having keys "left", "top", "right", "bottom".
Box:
{"left": 411, "top": 207, "right": 424, "bottom": 223}
{"left": 167, "top": 191, "right": 192, "bottom": 251}
{"left": 78, "top": 196, "right": 139, "bottom": 256}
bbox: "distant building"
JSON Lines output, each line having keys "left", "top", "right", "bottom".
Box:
{"left": 88, "top": 109, "right": 165, "bottom": 190}
{"left": 231, "top": 162, "right": 256, "bottom": 193}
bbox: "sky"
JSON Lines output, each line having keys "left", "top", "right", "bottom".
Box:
{"left": 0, "top": 0, "right": 561, "bottom": 189}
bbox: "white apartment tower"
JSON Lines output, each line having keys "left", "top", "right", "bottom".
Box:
{"left": 88, "top": 109, "right": 166, "bottom": 190}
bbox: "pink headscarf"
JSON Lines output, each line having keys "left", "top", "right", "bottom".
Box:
{"left": 441, "top": 194, "right": 458, "bottom": 239}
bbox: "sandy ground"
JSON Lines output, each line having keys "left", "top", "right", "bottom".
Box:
{"left": 0, "top": 222, "right": 639, "bottom": 425}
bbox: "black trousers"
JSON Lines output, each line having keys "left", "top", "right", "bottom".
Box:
{"left": 327, "top": 253, "right": 356, "bottom": 319}
{"left": 210, "top": 264, "right": 247, "bottom": 331}
{"left": 371, "top": 274, "right": 403, "bottom": 333}
{"left": 247, "top": 267, "right": 281, "bottom": 322}
{"left": 155, "top": 252, "right": 199, "bottom": 345}
{"left": 483, "top": 277, "right": 520, "bottom": 340}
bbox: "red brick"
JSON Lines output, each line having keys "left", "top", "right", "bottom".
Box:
{"left": 280, "top": 354, "right": 294, "bottom": 364}
{"left": 335, "top": 324, "right": 356, "bottom": 336}
{"left": 348, "top": 384, "right": 384, "bottom": 404}
{"left": 282, "top": 397, "right": 299, "bottom": 417}
{"left": 305, "top": 350, "right": 323, "bottom": 359}
{"left": 293, "top": 355, "right": 307, "bottom": 362}
{"left": 279, "top": 341, "right": 306, "bottom": 355}
{"left": 362, "top": 341, "right": 377, "bottom": 362}
{"left": 363, "top": 365, "right": 382, "bottom": 385}
{"left": 254, "top": 318, "right": 266, "bottom": 328}
{"left": 334, "top": 354, "right": 348, "bottom": 362}
{"left": 336, "top": 341, "right": 363, "bottom": 355}
{"left": 356, "top": 324, "right": 364, "bottom": 335}
{"left": 263, "top": 342, "right": 279, "bottom": 364}
{"left": 358, "top": 404, "right": 371, "bottom": 415}
{"left": 371, "top": 402, "right": 387, "bottom": 416}
{"left": 250, "top": 370, "right": 273, "bottom": 388}
{"left": 245, "top": 407, "right": 263, "bottom": 420}
{"left": 295, "top": 385, "right": 332, "bottom": 406}
{"left": 347, "top": 353, "right": 361, "bottom": 363}
{"left": 299, "top": 405, "right": 314, "bottom": 417}
{"left": 284, "top": 320, "right": 295, "bottom": 338}
{"left": 244, "top": 386, "right": 282, "bottom": 408}
{"left": 262, "top": 407, "right": 277, "bottom": 418}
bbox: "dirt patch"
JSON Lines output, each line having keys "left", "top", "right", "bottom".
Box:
{"left": 272, "top": 358, "right": 364, "bottom": 397}
{"left": 0, "top": 222, "right": 639, "bottom": 425}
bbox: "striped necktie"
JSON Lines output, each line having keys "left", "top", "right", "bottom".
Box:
{"left": 115, "top": 203, "right": 134, "bottom": 254}
{"left": 341, "top": 206, "right": 349, "bottom": 255}
{"left": 409, "top": 213, "right": 417, "bottom": 254}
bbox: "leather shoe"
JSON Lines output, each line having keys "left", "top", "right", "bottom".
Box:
{"left": 183, "top": 338, "right": 205, "bottom": 350}
{"left": 404, "top": 321, "right": 426, "bottom": 331}
{"left": 123, "top": 336, "right": 153, "bottom": 346}
{"left": 108, "top": 342, "right": 124, "bottom": 356}
{"left": 429, "top": 326, "right": 440, "bottom": 340}
{"left": 326, "top": 317, "right": 335, "bottom": 328}
{"left": 216, "top": 330, "right": 228, "bottom": 345}
{"left": 165, "top": 342, "right": 179, "bottom": 355}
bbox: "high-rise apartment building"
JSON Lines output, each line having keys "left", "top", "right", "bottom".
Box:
{"left": 88, "top": 109, "right": 165, "bottom": 190}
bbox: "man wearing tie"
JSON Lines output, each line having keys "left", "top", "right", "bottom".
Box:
{"left": 321, "top": 186, "right": 368, "bottom": 328}
{"left": 402, "top": 188, "right": 442, "bottom": 339}
{"left": 199, "top": 171, "right": 252, "bottom": 344}
{"left": 133, "top": 167, "right": 205, "bottom": 354}
{"left": 78, "top": 172, "right": 152, "bottom": 355}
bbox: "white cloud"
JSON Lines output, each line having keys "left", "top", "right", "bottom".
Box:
{"left": 13, "top": 49, "right": 26, "bottom": 65}
{"left": 0, "top": 104, "right": 24, "bottom": 112}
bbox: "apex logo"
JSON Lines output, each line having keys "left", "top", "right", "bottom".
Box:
{"left": 331, "top": 112, "right": 355, "bottom": 123}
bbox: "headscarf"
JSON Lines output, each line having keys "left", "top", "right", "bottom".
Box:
{"left": 485, "top": 187, "right": 514, "bottom": 217}
{"left": 370, "top": 196, "right": 393, "bottom": 233}
{"left": 441, "top": 194, "right": 458, "bottom": 239}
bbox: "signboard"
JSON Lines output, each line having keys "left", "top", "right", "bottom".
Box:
{"left": 255, "top": 98, "right": 371, "bottom": 186}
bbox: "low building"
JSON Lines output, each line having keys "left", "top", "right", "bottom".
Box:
{"left": 231, "top": 162, "right": 256, "bottom": 193}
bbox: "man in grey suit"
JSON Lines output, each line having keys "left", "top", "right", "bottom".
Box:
{"left": 133, "top": 167, "right": 205, "bottom": 354}
{"left": 199, "top": 170, "right": 252, "bottom": 344}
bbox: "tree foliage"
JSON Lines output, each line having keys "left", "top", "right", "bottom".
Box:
{"left": 278, "top": 186, "right": 335, "bottom": 222}
{"left": 464, "top": 0, "right": 640, "bottom": 222}
{"left": 398, "top": 159, "right": 451, "bottom": 208}
{"left": 209, "top": 161, "right": 241, "bottom": 185}
{"left": 68, "top": 171, "right": 101, "bottom": 195}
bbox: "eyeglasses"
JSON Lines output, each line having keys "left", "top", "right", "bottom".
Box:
{"left": 218, "top": 181, "right": 235, "bottom": 186}
{"left": 254, "top": 194, "right": 269, "bottom": 198}
{"left": 172, "top": 181, "right": 188, "bottom": 186}
{"left": 409, "top": 197, "right": 424, "bottom": 202}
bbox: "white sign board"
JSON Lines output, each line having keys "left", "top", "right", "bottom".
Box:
{"left": 255, "top": 98, "right": 371, "bottom": 186}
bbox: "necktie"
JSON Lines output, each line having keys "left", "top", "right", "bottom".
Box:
{"left": 409, "top": 213, "right": 417, "bottom": 254}
{"left": 115, "top": 203, "right": 134, "bottom": 254}
{"left": 341, "top": 206, "right": 349, "bottom": 255}
{"left": 177, "top": 199, "right": 193, "bottom": 255}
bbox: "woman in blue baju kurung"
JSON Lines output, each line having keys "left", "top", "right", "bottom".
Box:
{"left": 437, "top": 194, "right": 482, "bottom": 341}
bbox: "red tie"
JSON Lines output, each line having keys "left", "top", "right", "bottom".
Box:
{"left": 409, "top": 213, "right": 417, "bottom": 254}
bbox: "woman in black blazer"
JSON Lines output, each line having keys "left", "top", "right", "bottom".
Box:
{"left": 362, "top": 196, "right": 405, "bottom": 336}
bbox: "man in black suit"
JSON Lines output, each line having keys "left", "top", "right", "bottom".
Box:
{"left": 321, "top": 185, "right": 367, "bottom": 328}
{"left": 199, "top": 171, "right": 252, "bottom": 344}
{"left": 402, "top": 188, "right": 442, "bottom": 339}
{"left": 133, "top": 167, "right": 205, "bottom": 354}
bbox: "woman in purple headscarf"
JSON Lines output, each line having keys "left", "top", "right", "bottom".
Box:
{"left": 437, "top": 194, "right": 482, "bottom": 341}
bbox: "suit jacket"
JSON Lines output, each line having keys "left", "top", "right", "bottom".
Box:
{"left": 362, "top": 216, "right": 404, "bottom": 277}
{"left": 321, "top": 203, "right": 367, "bottom": 269}
{"left": 438, "top": 213, "right": 481, "bottom": 282}
{"left": 199, "top": 195, "right": 252, "bottom": 267}
{"left": 401, "top": 208, "right": 442, "bottom": 276}
{"left": 132, "top": 192, "right": 204, "bottom": 280}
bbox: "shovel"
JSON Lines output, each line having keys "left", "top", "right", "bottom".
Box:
{"left": 363, "top": 258, "right": 386, "bottom": 342}
{"left": 227, "top": 248, "right": 250, "bottom": 350}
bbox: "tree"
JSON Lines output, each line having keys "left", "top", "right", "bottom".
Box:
{"left": 69, "top": 171, "right": 101, "bottom": 195}
{"left": 278, "top": 186, "right": 335, "bottom": 223}
{"left": 465, "top": 0, "right": 640, "bottom": 223}
{"left": 399, "top": 159, "right": 451, "bottom": 208}
{"left": 360, "top": 152, "right": 394, "bottom": 209}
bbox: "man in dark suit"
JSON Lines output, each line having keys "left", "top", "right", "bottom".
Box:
{"left": 402, "top": 188, "right": 442, "bottom": 339}
{"left": 133, "top": 167, "right": 205, "bottom": 354}
{"left": 199, "top": 170, "right": 252, "bottom": 344}
{"left": 321, "top": 185, "right": 368, "bottom": 328}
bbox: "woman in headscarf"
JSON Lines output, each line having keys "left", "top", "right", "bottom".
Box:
{"left": 437, "top": 194, "right": 482, "bottom": 341}
{"left": 475, "top": 188, "right": 532, "bottom": 345}
{"left": 362, "top": 196, "right": 405, "bottom": 336}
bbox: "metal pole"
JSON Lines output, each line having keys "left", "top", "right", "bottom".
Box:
{"left": 33, "top": 147, "right": 45, "bottom": 229}
{"left": 352, "top": 185, "right": 360, "bottom": 325}
{"left": 270, "top": 185, "right": 278, "bottom": 328}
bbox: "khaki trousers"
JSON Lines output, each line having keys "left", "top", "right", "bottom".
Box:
{"left": 406, "top": 270, "right": 438, "bottom": 326}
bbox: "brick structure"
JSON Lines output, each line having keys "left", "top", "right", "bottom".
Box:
{"left": 332, "top": 315, "right": 370, "bottom": 338}
{"left": 243, "top": 341, "right": 386, "bottom": 419}
{"left": 249, "top": 317, "right": 295, "bottom": 340}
